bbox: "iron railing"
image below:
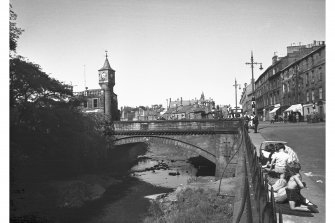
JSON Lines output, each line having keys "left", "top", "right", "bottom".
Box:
{"left": 233, "top": 122, "right": 282, "bottom": 223}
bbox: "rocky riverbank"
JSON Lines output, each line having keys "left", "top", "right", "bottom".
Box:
{"left": 143, "top": 179, "right": 236, "bottom": 223}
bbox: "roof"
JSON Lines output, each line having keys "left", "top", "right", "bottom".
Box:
{"left": 280, "top": 45, "right": 325, "bottom": 73}
{"left": 98, "top": 57, "right": 114, "bottom": 71}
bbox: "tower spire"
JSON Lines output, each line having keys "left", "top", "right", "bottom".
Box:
{"left": 99, "top": 50, "right": 113, "bottom": 71}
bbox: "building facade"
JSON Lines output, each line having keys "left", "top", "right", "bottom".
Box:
{"left": 254, "top": 41, "right": 325, "bottom": 121}
{"left": 74, "top": 54, "right": 119, "bottom": 121}
{"left": 239, "top": 83, "right": 252, "bottom": 116}
{"left": 281, "top": 43, "right": 325, "bottom": 121}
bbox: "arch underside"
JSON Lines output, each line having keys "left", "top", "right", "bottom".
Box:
{"left": 112, "top": 135, "right": 216, "bottom": 164}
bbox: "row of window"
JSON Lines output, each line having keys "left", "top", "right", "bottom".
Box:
{"left": 83, "top": 98, "right": 100, "bottom": 108}
{"left": 256, "top": 87, "right": 323, "bottom": 108}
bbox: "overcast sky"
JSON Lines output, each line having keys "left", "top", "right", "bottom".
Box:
{"left": 11, "top": 0, "right": 325, "bottom": 108}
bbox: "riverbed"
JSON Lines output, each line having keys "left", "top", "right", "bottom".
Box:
{"left": 11, "top": 142, "right": 216, "bottom": 223}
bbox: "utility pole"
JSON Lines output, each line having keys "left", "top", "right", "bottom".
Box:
{"left": 246, "top": 51, "right": 263, "bottom": 115}
{"left": 245, "top": 51, "right": 263, "bottom": 96}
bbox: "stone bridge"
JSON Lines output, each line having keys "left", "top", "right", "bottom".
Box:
{"left": 107, "top": 119, "right": 244, "bottom": 178}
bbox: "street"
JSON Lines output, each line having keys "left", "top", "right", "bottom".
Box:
{"left": 258, "top": 122, "right": 325, "bottom": 191}
{"left": 249, "top": 122, "right": 326, "bottom": 223}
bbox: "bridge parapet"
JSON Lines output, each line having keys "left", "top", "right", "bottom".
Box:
{"left": 112, "top": 119, "right": 241, "bottom": 135}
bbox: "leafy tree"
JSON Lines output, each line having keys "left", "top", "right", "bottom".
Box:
{"left": 10, "top": 56, "right": 73, "bottom": 108}
{"left": 10, "top": 4, "right": 24, "bottom": 53}
{"left": 9, "top": 7, "right": 110, "bottom": 181}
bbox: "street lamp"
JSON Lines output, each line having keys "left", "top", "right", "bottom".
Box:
{"left": 245, "top": 51, "right": 263, "bottom": 115}
{"left": 233, "top": 78, "right": 241, "bottom": 117}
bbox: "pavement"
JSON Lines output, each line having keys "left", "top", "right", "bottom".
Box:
{"left": 248, "top": 124, "right": 325, "bottom": 223}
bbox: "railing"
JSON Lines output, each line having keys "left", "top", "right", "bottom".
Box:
{"left": 110, "top": 119, "right": 241, "bottom": 135}
{"left": 233, "top": 123, "right": 282, "bottom": 223}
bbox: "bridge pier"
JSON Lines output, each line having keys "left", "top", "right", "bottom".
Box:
{"left": 214, "top": 134, "right": 239, "bottom": 179}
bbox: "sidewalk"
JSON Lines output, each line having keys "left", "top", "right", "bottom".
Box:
{"left": 248, "top": 131, "right": 325, "bottom": 223}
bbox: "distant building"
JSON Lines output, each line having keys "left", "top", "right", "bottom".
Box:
{"left": 163, "top": 92, "right": 217, "bottom": 120}
{"left": 240, "top": 83, "right": 252, "bottom": 116}
{"left": 74, "top": 53, "right": 120, "bottom": 121}
{"left": 120, "top": 104, "right": 164, "bottom": 121}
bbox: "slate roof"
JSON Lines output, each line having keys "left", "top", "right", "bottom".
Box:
{"left": 98, "top": 57, "right": 114, "bottom": 71}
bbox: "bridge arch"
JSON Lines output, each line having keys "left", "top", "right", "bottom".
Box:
{"left": 112, "top": 135, "right": 216, "bottom": 164}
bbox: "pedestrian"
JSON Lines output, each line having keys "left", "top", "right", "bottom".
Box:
{"left": 253, "top": 114, "right": 259, "bottom": 133}
{"left": 244, "top": 115, "right": 250, "bottom": 132}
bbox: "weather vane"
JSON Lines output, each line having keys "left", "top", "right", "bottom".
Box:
{"left": 105, "top": 50, "right": 108, "bottom": 58}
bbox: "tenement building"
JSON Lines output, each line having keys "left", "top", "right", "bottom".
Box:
{"left": 74, "top": 53, "right": 120, "bottom": 121}
{"left": 254, "top": 41, "right": 325, "bottom": 121}
{"left": 239, "top": 83, "right": 252, "bottom": 116}
{"left": 281, "top": 43, "right": 325, "bottom": 121}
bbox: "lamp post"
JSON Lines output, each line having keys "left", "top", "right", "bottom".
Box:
{"left": 246, "top": 51, "right": 263, "bottom": 115}
{"left": 233, "top": 78, "right": 241, "bottom": 117}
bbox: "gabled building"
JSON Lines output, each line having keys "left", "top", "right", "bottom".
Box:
{"left": 163, "top": 92, "right": 216, "bottom": 120}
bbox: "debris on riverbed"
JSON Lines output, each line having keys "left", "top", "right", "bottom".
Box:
{"left": 144, "top": 193, "right": 169, "bottom": 200}
{"left": 131, "top": 160, "right": 171, "bottom": 173}
{"left": 168, "top": 171, "right": 180, "bottom": 176}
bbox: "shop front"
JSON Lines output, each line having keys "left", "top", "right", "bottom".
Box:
{"left": 284, "top": 104, "right": 303, "bottom": 122}
{"left": 269, "top": 104, "right": 281, "bottom": 122}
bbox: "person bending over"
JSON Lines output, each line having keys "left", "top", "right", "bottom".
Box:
{"left": 285, "top": 162, "right": 318, "bottom": 213}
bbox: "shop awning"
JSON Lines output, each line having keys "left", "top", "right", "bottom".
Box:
{"left": 269, "top": 107, "right": 280, "bottom": 114}
{"left": 284, "top": 104, "right": 302, "bottom": 113}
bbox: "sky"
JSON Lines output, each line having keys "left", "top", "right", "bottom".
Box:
{"left": 10, "top": 0, "right": 325, "bottom": 108}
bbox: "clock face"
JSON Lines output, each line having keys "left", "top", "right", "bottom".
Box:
{"left": 100, "top": 72, "right": 107, "bottom": 81}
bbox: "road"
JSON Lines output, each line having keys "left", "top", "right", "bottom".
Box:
{"left": 258, "top": 122, "right": 325, "bottom": 192}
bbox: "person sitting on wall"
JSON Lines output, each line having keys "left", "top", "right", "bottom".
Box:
{"left": 261, "top": 144, "right": 276, "bottom": 168}
{"left": 284, "top": 145, "right": 299, "bottom": 164}
{"left": 285, "top": 162, "right": 319, "bottom": 213}
{"left": 268, "top": 143, "right": 290, "bottom": 178}
{"left": 269, "top": 172, "right": 288, "bottom": 203}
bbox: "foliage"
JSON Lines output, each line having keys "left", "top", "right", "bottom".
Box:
{"left": 306, "top": 112, "right": 321, "bottom": 123}
{"left": 10, "top": 4, "right": 24, "bottom": 52}
{"left": 10, "top": 56, "right": 74, "bottom": 108}
{"left": 143, "top": 188, "right": 234, "bottom": 223}
{"left": 10, "top": 6, "right": 111, "bottom": 181}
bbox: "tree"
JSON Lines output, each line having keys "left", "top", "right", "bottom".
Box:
{"left": 10, "top": 56, "right": 73, "bottom": 108}
{"left": 10, "top": 4, "right": 24, "bottom": 53}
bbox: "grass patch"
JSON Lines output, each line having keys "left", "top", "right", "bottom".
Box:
{"left": 143, "top": 187, "right": 234, "bottom": 223}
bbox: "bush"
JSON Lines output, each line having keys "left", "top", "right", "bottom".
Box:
{"left": 144, "top": 188, "right": 234, "bottom": 223}
{"left": 306, "top": 112, "right": 321, "bottom": 123}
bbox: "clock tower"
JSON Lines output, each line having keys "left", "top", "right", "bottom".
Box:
{"left": 98, "top": 51, "right": 118, "bottom": 120}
